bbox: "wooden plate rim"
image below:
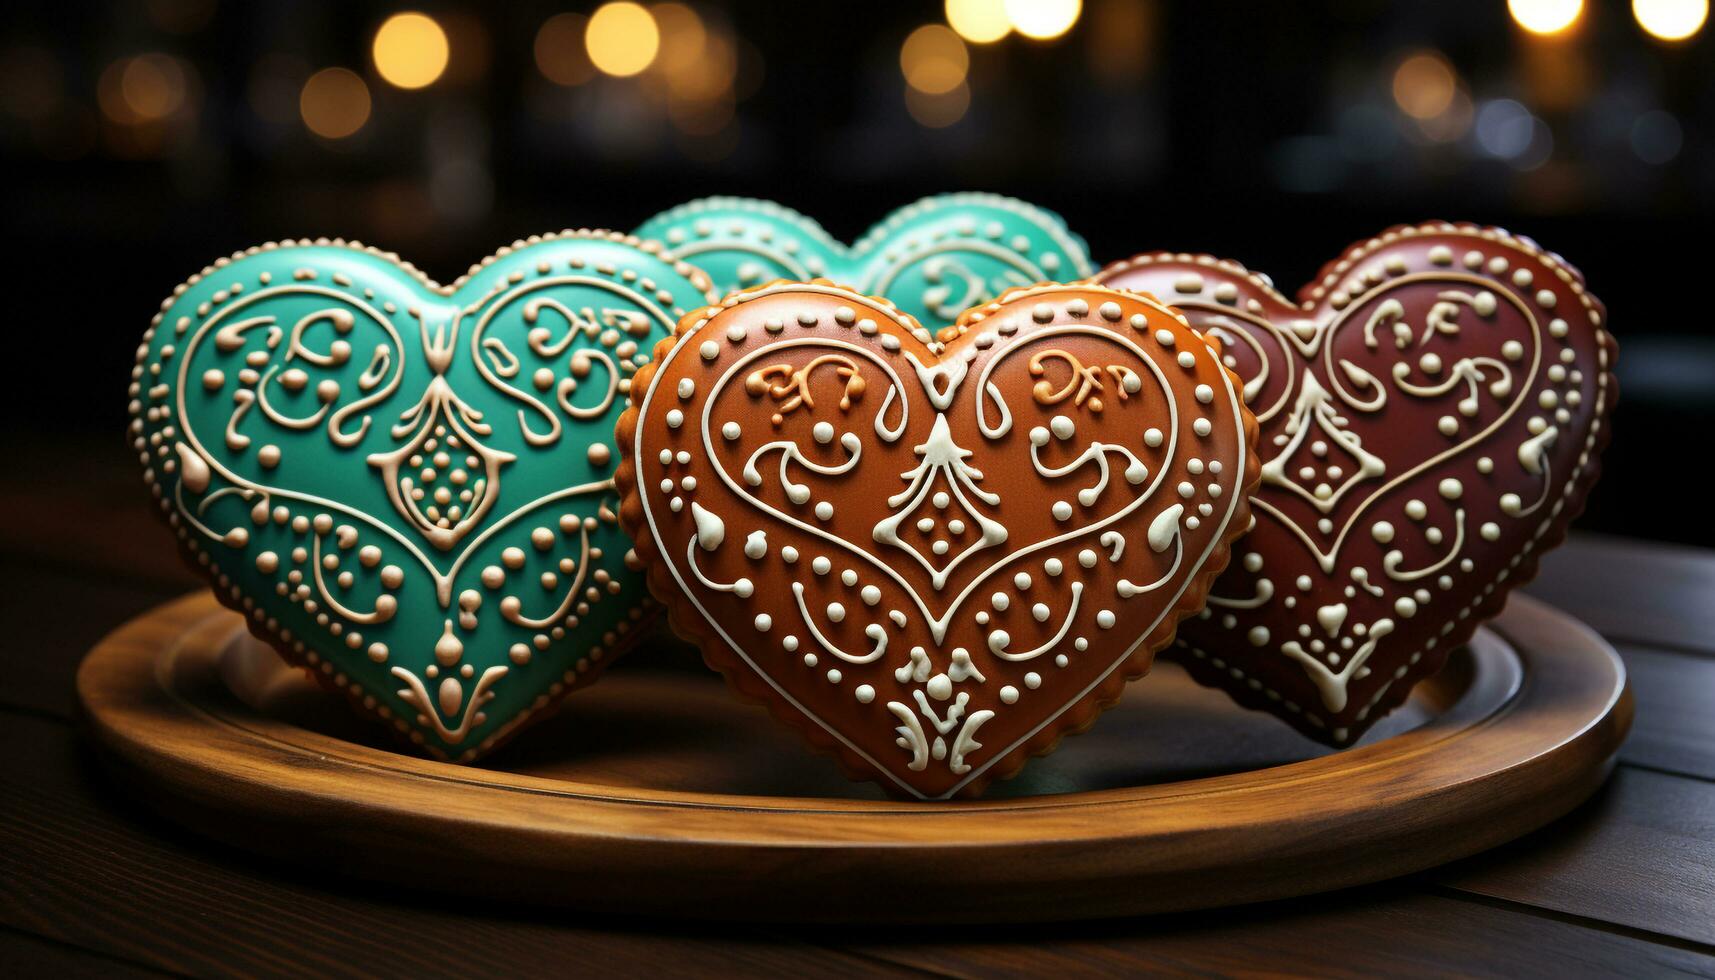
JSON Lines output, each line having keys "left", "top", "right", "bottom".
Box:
{"left": 76, "top": 592, "right": 1631, "bottom": 919}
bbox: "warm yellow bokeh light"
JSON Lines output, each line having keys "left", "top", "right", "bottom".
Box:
{"left": 300, "top": 67, "right": 371, "bottom": 139}
{"left": 120, "top": 53, "right": 187, "bottom": 121}
{"left": 1633, "top": 0, "right": 1708, "bottom": 40}
{"left": 907, "top": 80, "right": 970, "bottom": 128}
{"left": 535, "top": 13, "right": 594, "bottom": 86}
{"left": 1391, "top": 51, "right": 1457, "bottom": 120}
{"left": 946, "top": 0, "right": 1011, "bottom": 43}
{"left": 1508, "top": 0, "right": 1583, "bottom": 35}
{"left": 372, "top": 12, "right": 448, "bottom": 89}
{"left": 900, "top": 24, "right": 969, "bottom": 95}
{"left": 1004, "top": 0, "right": 1082, "bottom": 40}
{"left": 586, "top": 2, "right": 660, "bottom": 77}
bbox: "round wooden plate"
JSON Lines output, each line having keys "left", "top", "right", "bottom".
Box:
{"left": 78, "top": 592, "right": 1629, "bottom": 923}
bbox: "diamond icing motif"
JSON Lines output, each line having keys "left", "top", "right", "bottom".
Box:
{"left": 1098, "top": 223, "right": 1615, "bottom": 744}
{"left": 618, "top": 282, "right": 1259, "bottom": 799}
{"left": 633, "top": 194, "right": 1093, "bottom": 331}
{"left": 130, "top": 233, "right": 717, "bottom": 760}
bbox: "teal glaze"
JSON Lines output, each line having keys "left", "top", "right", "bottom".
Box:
{"left": 130, "top": 233, "right": 716, "bottom": 760}
{"left": 634, "top": 194, "right": 1093, "bottom": 331}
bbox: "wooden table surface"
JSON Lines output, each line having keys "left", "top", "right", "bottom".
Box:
{"left": 3, "top": 438, "right": 1713, "bottom": 978}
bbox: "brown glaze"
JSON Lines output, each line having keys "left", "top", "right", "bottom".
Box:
{"left": 1097, "top": 222, "right": 1615, "bottom": 745}
{"left": 616, "top": 281, "right": 1260, "bottom": 799}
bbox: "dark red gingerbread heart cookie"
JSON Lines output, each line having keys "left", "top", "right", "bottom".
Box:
{"left": 617, "top": 281, "right": 1259, "bottom": 798}
{"left": 1097, "top": 223, "right": 1614, "bottom": 745}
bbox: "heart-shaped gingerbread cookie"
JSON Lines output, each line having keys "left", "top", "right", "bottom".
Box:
{"left": 1097, "top": 223, "right": 1614, "bottom": 745}
{"left": 617, "top": 281, "right": 1259, "bottom": 798}
{"left": 633, "top": 194, "right": 1093, "bottom": 332}
{"left": 130, "top": 232, "right": 716, "bottom": 760}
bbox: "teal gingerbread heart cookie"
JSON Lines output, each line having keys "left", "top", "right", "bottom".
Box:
{"left": 129, "top": 232, "right": 716, "bottom": 760}
{"left": 633, "top": 193, "right": 1092, "bottom": 331}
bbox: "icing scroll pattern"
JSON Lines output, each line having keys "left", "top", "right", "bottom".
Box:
{"left": 131, "top": 233, "right": 717, "bottom": 760}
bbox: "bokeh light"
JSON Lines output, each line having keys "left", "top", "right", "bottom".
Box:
{"left": 1415, "top": 86, "right": 1474, "bottom": 142}
{"left": 97, "top": 53, "right": 194, "bottom": 126}
{"left": 535, "top": 13, "right": 594, "bottom": 86}
{"left": 1631, "top": 110, "right": 1684, "bottom": 163}
{"left": 372, "top": 12, "right": 448, "bottom": 89}
{"left": 1508, "top": 0, "right": 1583, "bottom": 36}
{"left": 299, "top": 67, "right": 371, "bottom": 139}
{"left": 900, "top": 25, "right": 970, "bottom": 95}
{"left": 1004, "top": 0, "right": 1082, "bottom": 40}
{"left": 652, "top": 3, "right": 708, "bottom": 68}
{"left": 586, "top": 2, "right": 660, "bottom": 78}
{"left": 946, "top": 0, "right": 1011, "bottom": 43}
{"left": 1391, "top": 51, "right": 1457, "bottom": 120}
{"left": 907, "top": 80, "right": 971, "bottom": 128}
{"left": 1633, "top": 0, "right": 1708, "bottom": 40}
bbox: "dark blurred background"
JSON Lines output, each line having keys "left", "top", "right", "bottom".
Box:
{"left": 4, "top": 0, "right": 1710, "bottom": 544}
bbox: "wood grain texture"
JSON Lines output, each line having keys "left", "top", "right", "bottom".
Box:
{"left": 1527, "top": 533, "right": 1715, "bottom": 654}
{"left": 834, "top": 888, "right": 1715, "bottom": 979}
{"left": 1437, "top": 766, "right": 1715, "bottom": 947}
{"left": 5, "top": 435, "right": 1714, "bottom": 973}
{"left": 72, "top": 590, "right": 1628, "bottom": 923}
{"left": 1616, "top": 643, "right": 1715, "bottom": 780}
{"left": 0, "top": 712, "right": 920, "bottom": 979}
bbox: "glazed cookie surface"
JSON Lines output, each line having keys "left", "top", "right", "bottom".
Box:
{"left": 618, "top": 281, "right": 1258, "bottom": 799}
{"left": 130, "top": 232, "right": 717, "bottom": 760}
{"left": 633, "top": 194, "right": 1093, "bottom": 332}
{"left": 1097, "top": 223, "right": 1615, "bottom": 745}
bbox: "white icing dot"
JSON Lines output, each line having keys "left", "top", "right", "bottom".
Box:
{"left": 1096, "top": 610, "right": 1116, "bottom": 629}
{"left": 1000, "top": 686, "right": 1020, "bottom": 704}
{"left": 812, "top": 421, "right": 835, "bottom": 444}
{"left": 855, "top": 685, "right": 875, "bottom": 704}
{"left": 1024, "top": 672, "right": 1042, "bottom": 690}
{"left": 677, "top": 378, "right": 696, "bottom": 399}
{"left": 699, "top": 341, "right": 719, "bottom": 360}
{"left": 814, "top": 501, "right": 834, "bottom": 520}
{"left": 1249, "top": 626, "right": 1270, "bottom": 646}
{"left": 1014, "top": 572, "right": 1032, "bottom": 590}
{"left": 1372, "top": 521, "right": 1395, "bottom": 543}
{"left": 754, "top": 614, "right": 773, "bottom": 631}
{"left": 1439, "top": 478, "right": 1463, "bottom": 500}
{"left": 1045, "top": 558, "right": 1064, "bottom": 576}
{"left": 1480, "top": 522, "right": 1501, "bottom": 541}
{"left": 826, "top": 602, "right": 845, "bottom": 623}
{"left": 1051, "top": 501, "right": 1073, "bottom": 521}
{"left": 666, "top": 409, "right": 684, "bottom": 428}
{"left": 1177, "top": 352, "right": 1196, "bottom": 369}
{"left": 1194, "top": 384, "right": 1213, "bottom": 403}
{"left": 861, "top": 585, "right": 881, "bottom": 605}
{"left": 722, "top": 422, "right": 741, "bottom": 440}
{"left": 1193, "top": 418, "right": 1212, "bottom": 437}
{"left": 1144, "top": 428, "right": 1164, "bottom": 448}
{"left": 1154, "top": 329, "right": 1176, "bottom": 347}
